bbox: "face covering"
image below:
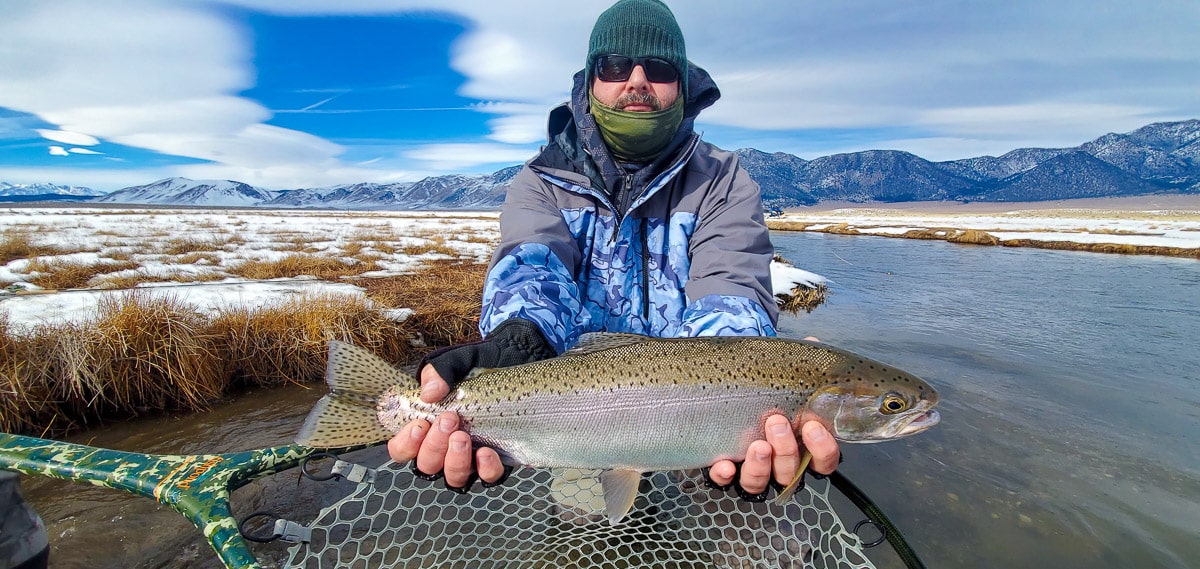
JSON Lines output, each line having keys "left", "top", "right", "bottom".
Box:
{"left": 588, "top": 91, "right": 684, "bottom": 162}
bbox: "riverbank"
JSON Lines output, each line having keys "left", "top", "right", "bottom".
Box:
{"left": 768, "top": 195, "right": 1200, "bottom": 259}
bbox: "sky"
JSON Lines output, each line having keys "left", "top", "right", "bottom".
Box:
{"left": 1, "top": 0, "right": 1198, "bottom": 192}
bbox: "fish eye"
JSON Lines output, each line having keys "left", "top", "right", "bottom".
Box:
{"left": 880, "top": 393, "right": 908, "bottom": 414}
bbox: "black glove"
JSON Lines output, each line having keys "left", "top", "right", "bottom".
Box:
{"left": 419, "top": 318, "right": 556, "bottom": 385}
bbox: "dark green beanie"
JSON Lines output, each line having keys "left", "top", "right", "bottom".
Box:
{"left": 587, "top": 0, "right": 688, "bottom": 97}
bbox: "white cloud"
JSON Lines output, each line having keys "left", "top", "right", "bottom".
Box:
{"left": 36, "top": 129, "right": 100, "bottom": 146}
{"left": 403, "top": 142, "right": 538, "bottom": 171}
{"left": 48, "top": 146, "right": 69, "bottom": 156}
{"left": 67, "top": 148, "right": 105, "bottom": 156}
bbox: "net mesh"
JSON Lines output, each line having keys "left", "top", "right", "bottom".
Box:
{"left": 285, "top": 460, "right": 877, "bottom": 569}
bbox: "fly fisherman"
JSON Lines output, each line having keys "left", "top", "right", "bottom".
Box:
{"left": 0, "top": 471, "right": 49, "bottom": 569}
{"left": 389, "top": 0, "right": 840, "bottom": 498}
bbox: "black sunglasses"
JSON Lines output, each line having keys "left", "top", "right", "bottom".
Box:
{"left": 594, "top": 54, "right": 679, "bottom": 84}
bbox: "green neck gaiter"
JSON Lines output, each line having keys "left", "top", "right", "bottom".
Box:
{"left": 589, "top": 92, "right": 685, "bottom": 162}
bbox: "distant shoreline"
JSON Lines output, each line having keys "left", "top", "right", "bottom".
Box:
{"left": 789, "top": 194, "right": 1200, "bottom": 214}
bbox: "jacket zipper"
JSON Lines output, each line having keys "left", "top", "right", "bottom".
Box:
{"left": 641, "top": 217, "right": 650, "bottom": 322}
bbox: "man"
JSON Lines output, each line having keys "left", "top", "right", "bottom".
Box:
{"left": 389, "top": 0, "right": 839, "bottom": 498}
{"left": 0, "top": 471, "right": 50, "bottom": 569}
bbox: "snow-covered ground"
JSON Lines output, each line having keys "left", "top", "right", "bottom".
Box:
{"left": 0, "top": 207, "right": 824, "bottom": 331}
{"left": 3, "top": 203, "right": 1193, "bottom": 332}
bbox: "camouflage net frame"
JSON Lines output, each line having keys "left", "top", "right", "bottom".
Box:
{"left": 286, "top": 461, "right": 877, "bottom": 569}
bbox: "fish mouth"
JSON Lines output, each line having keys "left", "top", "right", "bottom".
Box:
{"left": 898, "top": 409, "right": 940, "bottom": 437}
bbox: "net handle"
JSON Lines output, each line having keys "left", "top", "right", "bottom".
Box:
{"left": 0, "top": 433, "right": 334, "bottom": 569}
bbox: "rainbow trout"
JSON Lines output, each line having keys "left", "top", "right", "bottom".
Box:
{"left": 297, "top": 333, "right": 940, "bottom": 521}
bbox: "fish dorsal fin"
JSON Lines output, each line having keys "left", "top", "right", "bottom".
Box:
{"left": 600, "top": 469, "right": 643, "bottom": 524}
{"left": 326, "top": 340, "right": 412, "bottom": 395}
{"left": 564, "top": 333, "right": 649, "bottom": 356}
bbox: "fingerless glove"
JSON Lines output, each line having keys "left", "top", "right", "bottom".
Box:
{"left": 419, "top": 318, "right": 556, "bottom": 384}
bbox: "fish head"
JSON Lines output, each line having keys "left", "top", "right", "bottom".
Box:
{"left": 798, "top": 360, "right": 940, "bottom": 443}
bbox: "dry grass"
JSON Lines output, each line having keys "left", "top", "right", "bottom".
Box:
{"left": 399, "top": 237, "right": 461, "bottom": 257}
{"left": 228, "top": 254, "right": 380, "bottom": 280}
{"left": 214, "top": 292, "right": 413, "bottom": 387}
{"left": 0, "top": 262, "right": 484, "bottom": 436}
{"left": 25, "top": 258, "right": 142, "bottom": 290}
{"left": 358, "top": 260, "right": 488, "bottom": 347}
{"left": 0, "top": 232, "right": 64, "bottom": 264}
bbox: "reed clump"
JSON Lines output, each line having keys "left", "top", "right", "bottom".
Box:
{"left": 213, "top": 292, "right": 413, "bottom": 386}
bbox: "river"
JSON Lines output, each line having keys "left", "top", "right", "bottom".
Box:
{"left": 19, "top": 231, "right": 1200, "bottom": 568}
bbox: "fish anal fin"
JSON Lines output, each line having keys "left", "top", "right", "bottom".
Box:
{"left": 600, "top": 469, "right": 643, "bottom": 524}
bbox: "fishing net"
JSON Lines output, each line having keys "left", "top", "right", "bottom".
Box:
{"left": 284, "top": 458, "right": 877, "bottom": 569}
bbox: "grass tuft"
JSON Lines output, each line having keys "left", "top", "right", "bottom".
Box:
{"left": 229, "top": 254, "right": 380, "bottom": 280}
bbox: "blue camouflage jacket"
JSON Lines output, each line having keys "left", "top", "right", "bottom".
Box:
{"left": 480, "top": 64, "right": 778, "bottom": 354}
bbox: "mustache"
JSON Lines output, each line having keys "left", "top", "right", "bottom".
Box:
{"left": 613, "top": 92, "right": 663, "bottom": 111}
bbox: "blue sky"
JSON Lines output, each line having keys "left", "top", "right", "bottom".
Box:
{"left": 1, "top": 0, "right": 1197, "bottom": 192}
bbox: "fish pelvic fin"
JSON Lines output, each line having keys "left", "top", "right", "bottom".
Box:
{"left": 774, "top": 450, "right": 813, "bottom": 504}
{"left": 295, "top": 394, "right": 394, "bottom": 448}
{"left": 600, "top": 469, "right": 643, "bottom": 524}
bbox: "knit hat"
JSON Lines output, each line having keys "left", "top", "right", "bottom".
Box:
{"left": 587, "top": 0, "right": 688, "bottom": 96}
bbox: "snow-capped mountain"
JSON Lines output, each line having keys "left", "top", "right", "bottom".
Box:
{"left": 93, "top": 178, "right": 280, "bottom": 206}
{"left": 31, "top": 119, "right": 1200, "bottom": 209}
{"left": 0, "top": 182, "right": 103, "bottom": 201}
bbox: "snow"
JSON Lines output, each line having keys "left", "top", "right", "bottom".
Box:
{"left": 2, "top": 205, "right": 1196, "bottom": 332}
{"left": 779, "top": 207, "right": 1200, "bottom": 249}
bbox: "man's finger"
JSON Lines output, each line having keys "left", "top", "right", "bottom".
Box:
{"left": 387, "top": 420, "right": 428, "bottom": 463}
{"left": 801, "top": 421, "right": 840, "bottom": 475}
{"left": 738, "top": 440, "right": 773, "bottom": 495}
{"left": 419, "top": 365, "right": 450, "bottom": 404}
{"left": 708, "top": 459, "right": 737, "bottom": 487}
{"left": 475, "top": 447, "right": 506, "bottom": 484}
{"left": 764, "top": 415, "right": 801, "bottom": 487}
{"left": 443, "top": 430, "right": 475, "bottom": 488}
{"left": 416, "top": 412, "right": 457, "bottom": 475}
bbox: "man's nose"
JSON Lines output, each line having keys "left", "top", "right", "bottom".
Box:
{"left": 624, "top": 65, "right": 650, "bottom": 90}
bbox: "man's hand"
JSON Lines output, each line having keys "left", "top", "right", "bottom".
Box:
{"left": 386, "top": 365, "right": 506, "bottom": 487}
{"left": 707, "top": 414, "right": 840, "bottom": 495}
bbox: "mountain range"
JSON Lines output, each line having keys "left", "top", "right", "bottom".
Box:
{"left": 6, "top": 119, "right": 1198, "bottom": 209}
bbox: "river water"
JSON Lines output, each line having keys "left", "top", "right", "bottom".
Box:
{"left": 19, "top": 231, "right": 1200, "bottom": 568}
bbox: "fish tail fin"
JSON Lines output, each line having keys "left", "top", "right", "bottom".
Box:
{"left": 325, "top": 339, "right": 415, "bottom": 394}
{"left": 295, "top": 395, "right": 394, "bottom": 448}
{"left": 294, "top": 341, "right": 408, "bottom": 448}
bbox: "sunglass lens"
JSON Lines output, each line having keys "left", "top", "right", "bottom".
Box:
{"left": 642, "top": 59, "right": 678, "bottom": 83}
{"left": 596, "top": 56, "right": 634, "bottom": 82}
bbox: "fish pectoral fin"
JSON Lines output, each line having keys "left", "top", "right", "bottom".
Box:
{"left": 600, "top": 469, "right": 643, "bottom": 524}
{"left": 775, "top": 450, "right": 813, "bottom": 504}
